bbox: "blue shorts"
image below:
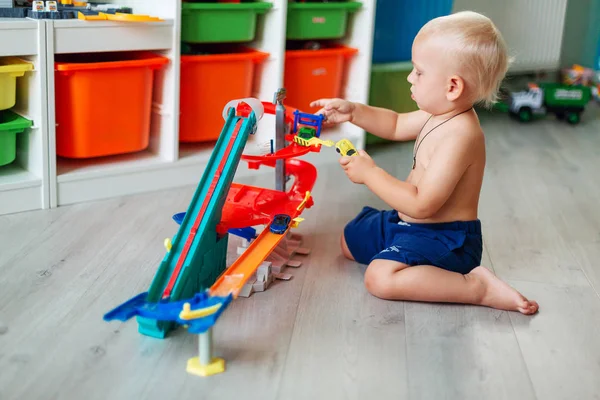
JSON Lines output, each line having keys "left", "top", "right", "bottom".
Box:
{"left": 343, "top": 206, "right": 483, "bottom": 274}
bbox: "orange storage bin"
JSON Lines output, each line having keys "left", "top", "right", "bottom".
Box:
{"left": 179, "top": 45, "right": 269, "bottom": 142}
{"left": 54, "top": 51, "right": 168, "bottom": 158}
{"left": 284, "top": 44, "right": 358, "bottom": 113}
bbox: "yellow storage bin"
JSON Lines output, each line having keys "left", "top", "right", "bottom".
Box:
{"left": 0, "top": 57, "right": 33, "bottom": 111}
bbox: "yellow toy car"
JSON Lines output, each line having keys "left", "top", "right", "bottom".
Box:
{"left": 335, "top": 139, "right": 358, "bottom": 156}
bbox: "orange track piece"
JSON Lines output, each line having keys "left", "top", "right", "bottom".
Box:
{"left": 210, "top": 187, "right": 312, "bottom": 298}
{"left": 209, "top": 226, "right": 290, "bottom": 298}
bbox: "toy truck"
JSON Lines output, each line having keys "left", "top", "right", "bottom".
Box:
{"left": 508, "top": 82, "right": 591, "bottom": 124}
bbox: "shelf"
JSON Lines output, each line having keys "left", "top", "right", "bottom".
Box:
{"left": 0, "top": 18, "right": 50, "bottom": 215}
{"left": 0, "top": 164, "right": 44, "bottom": 214}
{"left": 178, "top": 142, "right": 216, "bottom": 165}
{"left": 51, "top": 19, "right": 175, "bottom": 54}
{"left": 0, "top": 164, "right": 41, "bottom": 190}
{"left": 54, "top": 150, "right": 175, "bottom": 205}
{"left": 0, "top": 18, "right": 40, "bottom": 57}
{"left": 45, "top": 2, "right": 181, "bottom": 208}
{"left": 56, "top": 150, "right": 167, "bottom": 181}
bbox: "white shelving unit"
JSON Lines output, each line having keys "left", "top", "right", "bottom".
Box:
{"left": 46, "top": 0, "right": 182, "bottom": 207}
{"left": 5, "top": 0, "right": 375, "bottom": 210}
{"left": 0, "top": 18, "right": 50, "bottom": 215}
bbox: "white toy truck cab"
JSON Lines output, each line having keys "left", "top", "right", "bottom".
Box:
{"left": 509, "top": 84, "right": 544, "bottom": 121}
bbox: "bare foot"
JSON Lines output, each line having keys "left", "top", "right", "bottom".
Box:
{"left": 469, "top": 266, "right": 539, "bottom": 315}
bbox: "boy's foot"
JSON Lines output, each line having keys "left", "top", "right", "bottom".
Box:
{"left": 469, "top": 266, "right": 539, "bottom": 315}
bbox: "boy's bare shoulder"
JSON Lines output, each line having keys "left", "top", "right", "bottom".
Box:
{"left": 439, "top": 115, "right": 484, "bottom": 151}
{"left": 429, "top": 114, "right": 484, "bottom": 170}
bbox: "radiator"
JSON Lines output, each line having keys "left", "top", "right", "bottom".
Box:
{"left": 451, "top": 0, "right": 568, "bottom": 73}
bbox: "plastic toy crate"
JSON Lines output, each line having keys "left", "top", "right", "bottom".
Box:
{"left": 0, "top": 57, "right": 33, "bottom": 111}
{"left": 372, "top": 0, "right": 453, "bottom": 63}
{"left": 286, "top": 1, "right": 362, "bottom": 40}
{"left": 367, "top": 62, "right": 418, "bottom": 145}
{"left": 283, "top": 42, "right": 358, "bottom": 113}
{"left": 54, "top": 51, "right": 168, "bottom": 159}
{"left": 179, "top": 45, "right": 269, "bottom": 142}
{"left": 181, "top": 2, "right": 273, "bottom": 43}
{"left": 0, "top": 110, "right": 33, "bottom": 167}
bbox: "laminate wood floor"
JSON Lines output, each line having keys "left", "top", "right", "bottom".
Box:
{"left": 1, "top": 108, "right": 600, "bottom": 400}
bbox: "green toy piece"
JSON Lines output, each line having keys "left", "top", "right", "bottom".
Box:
{"left": 297, "top": 126, "right": 316, "bottom": 140}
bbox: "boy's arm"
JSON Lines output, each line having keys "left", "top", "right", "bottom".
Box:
{"left": 351, "top": 103, "right": 430, "bottom": 142}
{"left": 363, "top": 133, "right": 478, "bottom": 219}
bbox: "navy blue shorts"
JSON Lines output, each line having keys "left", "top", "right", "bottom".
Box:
{"left": 343, "top": 206, "right": 483, "bottom": 274}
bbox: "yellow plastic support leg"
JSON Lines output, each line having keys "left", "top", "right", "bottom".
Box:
{"left": 186, "top": 357, "right": 225, "bottom": 377}
{"left": 186, "top": 328, "right": 226, "bottom": 377}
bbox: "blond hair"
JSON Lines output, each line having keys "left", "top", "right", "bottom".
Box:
{"left": 416, "top": 11, "right": 511, "bottom": 108}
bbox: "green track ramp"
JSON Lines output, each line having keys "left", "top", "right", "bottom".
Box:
{"left": 137, "top": 108, "right": 257, "bottom": 338}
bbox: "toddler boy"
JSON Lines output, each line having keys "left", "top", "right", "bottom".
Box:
{"left": 311, "top": 11, "right": 538, "bottom": 314}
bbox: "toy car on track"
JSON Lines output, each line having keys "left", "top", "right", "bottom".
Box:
{"left": 270, "top": 214, "right": 292, "bottom": 234}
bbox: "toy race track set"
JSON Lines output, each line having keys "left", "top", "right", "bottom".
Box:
{"left": 103, "top": 89, "right": 357, "bottom": 378}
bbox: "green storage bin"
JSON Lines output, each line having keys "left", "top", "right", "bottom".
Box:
{"left": 367, "top": 62, "right": 419, "bottom": 145}
{"left": 181, "top": 2, "right": 273, "bottom": 43}
{"left": 0, "top": 110, "right": 32, "bottom": 166}
{"left": 287, "top": 2, "right": 362, "bottom": 40}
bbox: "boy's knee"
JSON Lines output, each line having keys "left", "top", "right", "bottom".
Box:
{"left": 364, "top": 260, "right": 399, "bottom": 299}
{"left": 340, "top": 232, "right": 355, "bottom": 260}
{"left": 365, "top": 266, "right": 393, "bottom": 298}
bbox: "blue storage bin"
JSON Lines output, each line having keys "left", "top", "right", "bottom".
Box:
{"left": 372, "top": 0, "right": 454, "bottom": 63}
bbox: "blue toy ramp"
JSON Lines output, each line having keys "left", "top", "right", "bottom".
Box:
{"left": 103, "top": 291, "right": 234, "bottom": 335}
{"left": 103, "top": 292, "right": 149, "bottom": 322}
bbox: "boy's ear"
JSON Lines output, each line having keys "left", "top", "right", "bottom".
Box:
{"left": 446, "top": 75, "right": 465, "bottom": 102}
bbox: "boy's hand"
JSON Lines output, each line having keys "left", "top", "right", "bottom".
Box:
{"left": 309, "top": 98, "right": 355, "bottom": 125}
{"left": 339, "top": 150, "right": 377, "bottom": 184}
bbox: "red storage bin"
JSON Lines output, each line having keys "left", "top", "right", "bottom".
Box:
{"left": 284, "top": 44, "right": 358, "bottom": 113}
{"left": 179, "top": 46, "right": 269, "bottom": 142}
{"left": 54, "top": 51, "right": 168, "bottom": 159}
